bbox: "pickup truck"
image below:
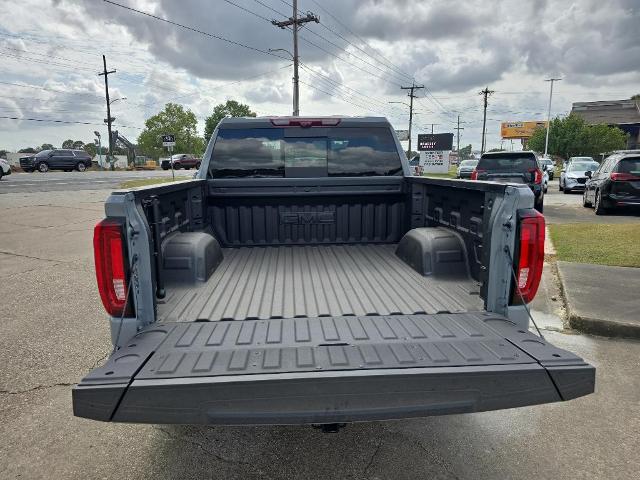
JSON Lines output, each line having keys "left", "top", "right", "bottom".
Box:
{"left": 73, "top": 116, "right": 594, "bottom": 426}
{"left": 161, "top": 153, "right": 201, "bottom": 170}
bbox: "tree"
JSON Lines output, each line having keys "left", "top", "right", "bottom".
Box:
{"left": 72, "top": 140, "right": 84, "bottom": 150}
{"left": 137, "top": 103, "right": 202, "bottom": 159}
{"left": 62, "top": 139, "right": 74, "bottom": 149}
{"left": 83, "top": 142, "right": 97, "bottom": 157}
{"left": 39, "top": 143, "right": 54, "bottom": 151}
{"left": 204, "top": 100, "right": 256, "bottom": 143}
{"left": 0, "top": 150, "right": 8, "bottom": 159}
{"left": 528, "top": 114, "right": 627, "bottom": 159}
{"left": 458, "top": 144, "right": 472, "bottom": 160}
{"left": 18, "top": 147, "right": 36, "bottom": 153}
{"left": 632, "top": 94, "right": 640, "bottom": 100}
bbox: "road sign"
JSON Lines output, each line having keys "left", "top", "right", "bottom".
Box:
{"left": 417, "top": 133, "right": 454, "bottom": 151}
{"left": 162, "top": 134, "right": 176, "bottom": 147}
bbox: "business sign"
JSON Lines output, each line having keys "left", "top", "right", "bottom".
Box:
{"left": 161, "top": 134, "right": 176, "bottom": 147}
{"left": 417, "top": 133, "right": 454, "bottom": 151}
{"left": 500, "top": 121, "right": 547, "bottom": 139}
{"left": 395, "top": 130, "right": 409, "bottom": 141}
{"left": 419, "top": 150, "right": 451, "bottom": 174}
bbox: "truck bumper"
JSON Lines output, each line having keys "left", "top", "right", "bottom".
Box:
{"left": 73, "top": 313, "right": 595, "bottom": 425}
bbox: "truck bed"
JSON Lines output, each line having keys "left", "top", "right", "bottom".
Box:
{"left": 157, "top": 244, "right": 484, "bottom": 322}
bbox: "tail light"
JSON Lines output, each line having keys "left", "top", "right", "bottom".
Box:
{"left": 529, "top": 168, "right": 543, "bottom": 184}
{"left": 610, "top": 172, "right": 640, "bottom": 181}
{"left": 94, "top": 218, "right": 133, "bottom": 317}
{"left": 470, "top": 169, "right": 484, "bottom": 180}
{"left": 511, "top": 209, "right": 545, "bottom": 305}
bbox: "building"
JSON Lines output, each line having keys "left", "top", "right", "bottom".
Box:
{"left": 571, "top": 99, "right": 640, "bottom": 149}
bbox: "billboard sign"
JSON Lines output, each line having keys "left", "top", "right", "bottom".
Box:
{"left": 500, "top": 121, "right": 547, "bottom": 139}
{"left": 417, "top": 133, "right": 454, "bottom": 151}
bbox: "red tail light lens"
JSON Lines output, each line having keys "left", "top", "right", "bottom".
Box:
{"left": 529, "top": 168, "right": 543, "bottom": 184}
{"left": 610, "top": 172, "right": 640, "bottom": 181}
{"left": 512, "top": 209, "right": 545, "bottom": 304}
{"left": 470, "top": 169, "right": 484, "bottom": 180}
{"left": 94, "top": 219, "right": 132, "bottom": 317}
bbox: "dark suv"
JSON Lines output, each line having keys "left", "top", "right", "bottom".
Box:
{"left": 21, "top": 149, "right": 92, "bottom": 173}
{"left": 583, "top": 151, "right": 640, "bottom": 215}
{"left": 472, "top": 151, "right": 544, "bottom": 212}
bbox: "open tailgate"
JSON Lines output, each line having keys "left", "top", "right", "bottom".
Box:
{"left": 73, "top": 313, "right": 594, "bottom": 425}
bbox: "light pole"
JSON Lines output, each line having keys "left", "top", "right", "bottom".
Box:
{"left": 109, "top": 96, "right": 127, "bottom": 106}
{"left": 389, "top": 101, "right": 415, "bottom": 155}
{"left": 544, "top": 78, "right": 562, "bottom": 158}
{"left": 94, "top": 131, "right": 102, "bottom": 168}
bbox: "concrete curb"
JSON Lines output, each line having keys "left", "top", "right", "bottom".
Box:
{"left": 556, "top": 264, "right": 640, "bottom": 340}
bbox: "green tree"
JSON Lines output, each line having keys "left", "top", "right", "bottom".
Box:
{"left": 631, "top": 94, "right": 640, "bottom": 100}
{"left": 18, "top": 147, "right": 36, "bottom": 153}
{"left": 458, "top": 144, "right": 472, "bottom": 160}
{"left": 40, "top": 143, "right": 54, "bottom": 151}
{"left": 204, "top": 100, "right": 256, "bottom": 143}
{"left": 137, "top": 103, "right": 202, "bottom": 159}
{"left": 528, "top": 114, "right": 627, "bottom": 159}
{"left": 83, "top": 142, "right": 97, "bottom": 157}
{"left": 0, "top": 150, "right": 8, "bottom": 159}
{"left": 62, "top": 139, "right": 74, "bottom": 149}
{"left": 72, "top": 140, "right": 84, "bottom": 150}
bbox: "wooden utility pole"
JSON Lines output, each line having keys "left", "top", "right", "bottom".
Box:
{"left": 272, "top": 0, "right": 319, "bottom": 116}
{"left": 400, "top": 84, "right": 424, "bottom": 155}
{"left": 479, "top": 87, "right": 494, "bottom": 154}
{"left": 98, "top": 55, "right": 116, "bottom": 165}
{"left": 454, "top": 114, "right": 464, "bottom": 154}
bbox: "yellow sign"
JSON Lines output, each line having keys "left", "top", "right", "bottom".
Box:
{"left": 501, "top": 121, "right": 548, "bottom": 139}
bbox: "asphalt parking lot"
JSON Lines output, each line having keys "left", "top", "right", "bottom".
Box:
{"left": 1, "top": 174, "right": 639, "bottom": 479}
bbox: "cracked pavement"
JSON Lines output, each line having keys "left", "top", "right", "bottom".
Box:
{"left": 1, "top": 186, "right": 639, "bottom": 479}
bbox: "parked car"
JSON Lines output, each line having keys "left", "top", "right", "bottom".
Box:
{"left": 539, "top": 157, "right": 555, "bottom": 180}
{"left": 73, "top": 116, "right": 594, "bottom": 426}
{"left": 583, "top": 152, "right": 640, "bottom": 214}
{"left": 161, "top": 153, "right": 201, "bottom": 170}
{"left": 456, "top": 159, "right": 478, "bottom": 178}
{"left": 21, "top": 149, "right": 92, "bottom": 172}
{"left": 0, "top": 157, "right": 11, "bottom": 179}
{"left": 472, "top": 151, "right": 545, "bottom": 212}
{"left": 560, "top": 158, "right": 599, "bottom": 193}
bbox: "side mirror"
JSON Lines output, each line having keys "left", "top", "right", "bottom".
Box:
{"left": 585, "top": 171, "right": 592, "bottom": 178}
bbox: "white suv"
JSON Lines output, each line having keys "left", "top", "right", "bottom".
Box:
{"left": 0, "top": 158, "right": 11, "bottom": 180}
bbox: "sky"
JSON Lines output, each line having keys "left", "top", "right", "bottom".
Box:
{"left": 0, "top": 0, "right": 638, "bottom": 152}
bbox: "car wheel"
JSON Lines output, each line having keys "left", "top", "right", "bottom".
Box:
{"left": 38, "top": 162, "right": 49, "bottom": 173}
{"left": 0, "top": 170, "right": 3, "bottom": 180}
{"left": 184, "top": 166, "right": 191, "bottom": 170}
{"left": 583, "top": 190, "right": 592, "bottom": 207}
{"left": 161, "top": 165, "right": 169, "bottom": 170}
{"left": 173, "top": 163, "right": 181, "bottom": 169}
{"left": 563, "top": 187, "right": 571, "bottom": 194}
{"left": 76, "top": 162, "right": 87, "bottom": 172}
{"left": 594, "top": 190, "right": 609, "bottom": 215}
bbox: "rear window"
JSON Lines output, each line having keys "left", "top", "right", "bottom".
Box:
{"left": 567, "top": 161, "right": 598, "bottom": 172}
{"left": 209, "top": 127, "right": 402, "bottom": 178}
{"left": 477, "top": 153, "right": 537, "bottom": 173}
{"left": 459, "top": 160, "right": 478, "bottom": 167}
{"left": 616, "top": 157, "right": 640, "bottom": 175}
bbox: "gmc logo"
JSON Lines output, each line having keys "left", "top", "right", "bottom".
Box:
{"left": 280, "top": 211, "right": 335, "bottom": 225}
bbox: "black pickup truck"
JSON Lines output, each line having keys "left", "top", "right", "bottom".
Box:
{"left": 74, "top": 117, "right": 594, "bottom": 426}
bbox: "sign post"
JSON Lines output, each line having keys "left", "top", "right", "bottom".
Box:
{"left": 162, "top": 134, "right": 176, "bottom": 180}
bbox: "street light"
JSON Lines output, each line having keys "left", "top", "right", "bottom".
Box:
{"left": 268, "top": 48, "right": 293, "bottom": 59}
{"left": 109, "top": 96, "right": 127, "bottom": 105}
{"left": 94, "top": 131, "right": 103, "bottom": 168}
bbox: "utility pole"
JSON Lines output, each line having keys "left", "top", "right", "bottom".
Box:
{"left": 272, "top": 0, "right": 319, "bottom": 116}
{"left": 544, "top": 78, "right": 562, "bottom": 158}
{"left": 98, "top": 55, "right": 116, "bottom": 168}
{"left": 454, "top": 115, "right": 464, "bottom": 153}
{"left": 400, "top": 84, "right": 424, "bottom": 155}
{"left": 479, "top": 86, "right": 494, "bottom": 154}
{"left": 426, "top": 123, "right": 440, "bottom": 134}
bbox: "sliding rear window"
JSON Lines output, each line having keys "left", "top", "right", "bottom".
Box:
{"left": 209, "top": 127, "right": 402, "bottom": 178}
{"left": 477, "top": 153, "right": 538, "bottom": 173}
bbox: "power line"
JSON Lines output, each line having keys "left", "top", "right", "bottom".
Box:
{"left": 0, "top": 115, "right": 142, "bottom": 130}
{"left": 102, "top": 0, "right": 291, "bottom": 61}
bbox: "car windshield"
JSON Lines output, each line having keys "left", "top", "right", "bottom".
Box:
{"left": 568, "top": 162, "right": 598, "bottom": 172}
{"left": 477, "top": 153, "right": 537, "bottom": 173}
{"left": 460, "top": 160, "right": 478, "bottom": 167}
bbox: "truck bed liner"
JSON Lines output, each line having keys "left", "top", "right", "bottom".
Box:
{"left": 73, "top": 312, "right": 595, "bottom": 424}
{"left": 158, "top": 244, "right": 483, "bottom": 322}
